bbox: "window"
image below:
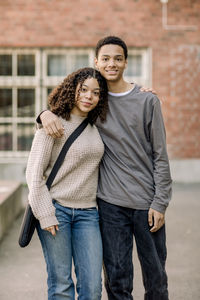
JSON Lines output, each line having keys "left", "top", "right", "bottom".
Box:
{"left": 0, "top": 89, "right": 12, "bottom": 117}
{"left": 0, "top": 87, "right": 36, "bottom": 153}
{"left": 0, "top": 48, "right": 94, "bottom": 160}
{"left": 17, "top": 54, "right": 35, "bottom": 76}
{"left": 0, "top": 55, "right": 12, "bottom": 76}
{"left": 17, "top": 89, "right": 35, "bottom": 117}
{"left": 0, "top": 47, "right": 151, "bottom": 161}
{"left": 47, "top": 53, "right": 89, "bottom": 76}
{"left": 0, "top": 49, "right": 40, "bottom": 160}
{"left": 124, "top": 49, "right": 152, "bottom": 86}
{"left": 41, "top": 49, "right": 94, "bottom": 111}
{"left": 125, "top": 55, "right": 142, "bottom": 77}
{"left": 47, "top": 55, "right": 66, "bottom": 76}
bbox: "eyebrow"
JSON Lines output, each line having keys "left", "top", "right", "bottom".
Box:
{"left": 82, "top": 84, "right": 100, "bottom": 90}
{"left": 101, "top": 54, "right": 124, "bottom": 57}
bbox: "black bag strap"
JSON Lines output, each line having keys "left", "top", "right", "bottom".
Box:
{"left": 46, "top": 118, "right": 89, "bottom": 190}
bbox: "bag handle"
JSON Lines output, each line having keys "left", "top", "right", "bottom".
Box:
{"left": 46, "top": 118, "right": 89, "bottom": 190}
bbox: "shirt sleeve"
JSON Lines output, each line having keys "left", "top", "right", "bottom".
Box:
{"left": 149, "top": 98, "right": 172, "bottom": 213}
{"left": 35, "top": 110, "right": 46, "bottom": 129}
{"left": 26, "top": 128, "right": 59, "bottom": 229}
{"left": 36, "top": 111, "right": 46, "bottom": 124}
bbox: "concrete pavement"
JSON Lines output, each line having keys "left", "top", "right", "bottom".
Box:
{"left": 0, "top": 183, "right": 200, "bottom": 299}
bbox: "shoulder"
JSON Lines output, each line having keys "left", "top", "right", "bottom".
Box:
{"left": 86, "top": 123, "right": 99, "bottom": 134}
{"left": 134, "top": 85, "right": 161, "bottom": 107}
{"left": 92, "top": 124, "right": 100, "bottom": 133}
{"left": 33, "top": 128, "right": 54, "bottom": 147}
{"left": 35, "top": 127, "right": 50, "bottom": 139}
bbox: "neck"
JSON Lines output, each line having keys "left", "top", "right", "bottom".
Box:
{"left": 71, "top": 108, "right": 88, "bottom": 118}
{"left": 107, "top": 78, "right": 133, "bottom": 93}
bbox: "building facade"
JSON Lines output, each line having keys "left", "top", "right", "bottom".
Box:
{"left": 0, "top": 0, "right": 200, "bottom": 182}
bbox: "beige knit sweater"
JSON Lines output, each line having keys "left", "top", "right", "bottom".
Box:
{"left": 26, "top": 114, "right": 104, "bottom": 229}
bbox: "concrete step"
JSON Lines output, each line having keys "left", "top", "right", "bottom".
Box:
{"left": 0, "top": 181, "right": 23, "bottom": 242}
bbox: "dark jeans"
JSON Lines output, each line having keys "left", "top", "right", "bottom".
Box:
{"left": 97, "top": 198, "right": 168, "bottom": 300}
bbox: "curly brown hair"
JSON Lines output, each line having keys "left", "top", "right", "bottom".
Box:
{"left": 48, "top": 67, "right": 108, "bottom": 124}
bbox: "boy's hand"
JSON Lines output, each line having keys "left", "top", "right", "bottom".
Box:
{"left": 140, "top": 87, "right": 157, "bottom": 94}
{"left": 148, "top": 208, "right": 165, "bottom": 232}
{"left": 40, "top": 111, "right": 64, "bottom": 138}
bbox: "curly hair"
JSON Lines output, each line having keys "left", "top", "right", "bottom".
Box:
{"left": 48, "top": 67, "right": 108, "bottom": 125}
{"left": 95, "top": 36, "right": 128, "bottom": 59}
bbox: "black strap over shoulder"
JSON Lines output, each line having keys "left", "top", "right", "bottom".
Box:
{"left": 46, "top": 118, "right": 89, "bottom": 190}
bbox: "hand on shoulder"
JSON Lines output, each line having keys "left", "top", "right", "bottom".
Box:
{"left": 40, "top": 110, "right": 64, "bottom": 138}
{"left": 140, "top": 86, "right": 157, "bottom": 94}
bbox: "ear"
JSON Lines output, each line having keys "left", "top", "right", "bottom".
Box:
{"left": 94, "top": 57, "right": 98, "bottom": 70}
{"left": 124, "top": 59, "right": 128, "bottom": 69}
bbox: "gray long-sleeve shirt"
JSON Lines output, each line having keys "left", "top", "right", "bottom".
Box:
{"left": 96, "top": 84, "right": 172, "bottom": 213}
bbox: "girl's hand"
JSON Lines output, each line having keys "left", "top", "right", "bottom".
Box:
{"left": 140, "top": 87, "right": 157, "bottom": 94}
{"left": 44, "top": 225, "right": 59, "bottom": 236}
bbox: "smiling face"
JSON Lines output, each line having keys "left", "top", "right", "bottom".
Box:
{"left": 95, "top": 44, "right": 127, "bottom": 83}
{"left": 71, "top": 77, "right": 100, "bottom": 117}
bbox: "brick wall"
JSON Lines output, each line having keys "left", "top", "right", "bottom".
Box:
{"left": 0, "top": 0, "right": 200, "bottom": 159}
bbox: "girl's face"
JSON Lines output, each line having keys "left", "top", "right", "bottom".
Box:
{"left": 72, "top": 77, "right": 100, "bottom": 117}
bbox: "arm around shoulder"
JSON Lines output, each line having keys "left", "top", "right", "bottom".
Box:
{"left": 37, "top": 110, "right": 64, "bottom": 138}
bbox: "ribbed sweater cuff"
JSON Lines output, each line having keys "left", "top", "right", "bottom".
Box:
{"left": 39, "top": 215, "right": 59, "bottom": 229}
{"left": 150, "top": 202, "right": 168, "bottom": 214}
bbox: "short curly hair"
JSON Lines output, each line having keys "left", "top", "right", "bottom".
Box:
{"left": 95, "top": 36, "right": 128, "bottom": 59}
{"left": 48, "top": 67, "right": 108, "bottom": 125}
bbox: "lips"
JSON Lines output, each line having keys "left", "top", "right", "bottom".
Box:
{"left": 81, "top": 101, "right": 92, "bottom": 107}
{"left": 106, "top": 70, "right": 118, "bottom": 75}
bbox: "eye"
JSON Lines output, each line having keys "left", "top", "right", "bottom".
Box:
{"left": 94, "top": 91, "right": 100, "bottom": 96}
{"left": 81, "top": 87, "right": 87, "bottom": 92}
{"left": 102, "top": 57, "right": 108, "bottom": 62}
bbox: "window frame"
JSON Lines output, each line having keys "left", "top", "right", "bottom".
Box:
{"left": 41, "top": 48, "right": 95, "bottom": 110}
{"left": 124, "top": 48, "right": 152, "bottom": 87}
{"left": 0, "top": 48, "right": 41, "bottom": 161}
{"left": 0, "top": 47, "right": 151, "bottom": 162}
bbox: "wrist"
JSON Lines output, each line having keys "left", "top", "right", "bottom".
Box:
{"left": 40, "top": 110, "right": 51, "bottom": 122}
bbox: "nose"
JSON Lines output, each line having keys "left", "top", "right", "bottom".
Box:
{"left": 85, "top": 91, "right": 92, "bottom": 99}
{"left": 108, "top": 58, "right": 116, "bottom": 67}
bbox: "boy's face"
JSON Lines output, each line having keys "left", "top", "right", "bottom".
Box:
{"left": 95, "top": 44, "right": 127, "bottom": 83}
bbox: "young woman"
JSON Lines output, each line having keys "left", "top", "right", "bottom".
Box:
{"left": 26, "top": 67, "right": 108, "bottom": 300}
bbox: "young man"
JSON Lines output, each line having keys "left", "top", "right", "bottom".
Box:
{"left": 39, "top": 36, "right": 172, "bottom": 300}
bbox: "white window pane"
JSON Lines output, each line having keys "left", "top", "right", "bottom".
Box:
{"left": 0, "top": 89, "right": 12, "bottom": 117}
{"left": 47, "top": 87, "right": 54, "bottom": 95}
{"left": 46, "top": 87, "right": 55, "bottom": 109}
{"left": 17, "top": 123, "right": 34, "bottom": 151}
{"left": 48, "top": 55, "right": 66, "bottom": 76}
{"left": 0, "top": 55, "right": 12, "bottom": 76}
{"left": 0, "top": 124, "right": 12, "bottom": 151}
{"left": 71, "top": 54, "right": 89, "bottom": 72}
{"left": 125, "top": 55, "right": 142, "bottom": 77}
{"left": 17, "top": 89, "right": 35, "bottom": 117}
{"left": 17, "top": 54, "right": 35, "bottom": 76}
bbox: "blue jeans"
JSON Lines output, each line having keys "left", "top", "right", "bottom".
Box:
{"left": 36, "top": 201, "right": 103, "bottom": 300}
{"left": 97, "top": 199, "right": 168, "bottom": 300}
